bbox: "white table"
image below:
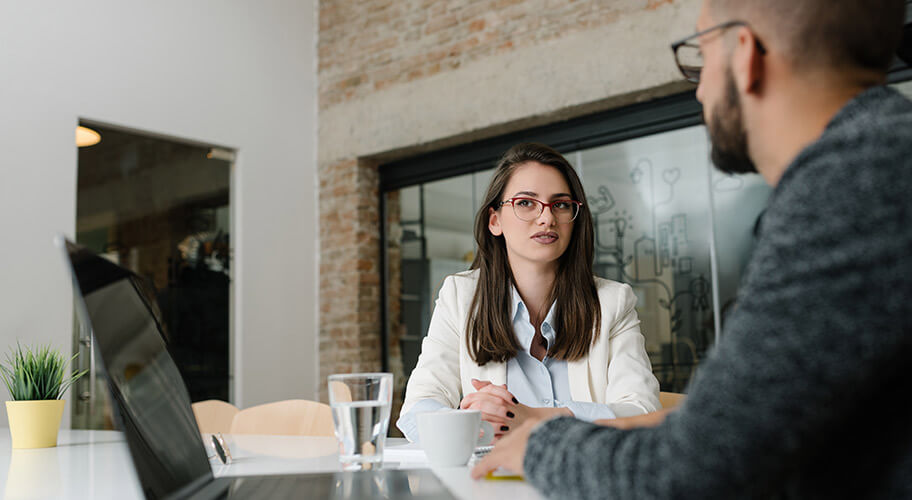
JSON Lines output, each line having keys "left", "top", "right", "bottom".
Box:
{"left": 0, "top": 430, "right": 543, "bottom": 500}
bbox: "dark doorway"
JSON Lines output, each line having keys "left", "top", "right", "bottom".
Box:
{"left": 74, "top": 122, "right": 233, "bottom": 429}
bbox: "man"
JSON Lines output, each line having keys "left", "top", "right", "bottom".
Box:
{"left": 473, "top": 0, "right": 912, "bottom": 497}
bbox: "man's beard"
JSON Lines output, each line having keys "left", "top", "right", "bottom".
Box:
{"left": 707, "top": 68, "right": 758, "bottom": 175}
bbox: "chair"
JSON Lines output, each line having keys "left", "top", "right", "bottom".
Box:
{"left": 659, "top": 391, "right": 686, "bottom": 409}
{"left": 191, "top": 399, "right": 240, "bottom": 434}
{"left": 229, "top": 399, "right": 335, "bottom": 437}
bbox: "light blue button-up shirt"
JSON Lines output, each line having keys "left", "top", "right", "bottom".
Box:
{"left": 397, "top": 287, "right": 617, "bottom": 443}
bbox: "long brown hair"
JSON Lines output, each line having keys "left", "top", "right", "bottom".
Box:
{"left": 466, "top": 143, "right": 601, "bottom": 365}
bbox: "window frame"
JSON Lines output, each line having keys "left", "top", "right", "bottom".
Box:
{"left": 378, "top": 59, "right": 912, "bottom": 370}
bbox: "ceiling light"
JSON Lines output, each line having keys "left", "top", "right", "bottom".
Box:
{"left": 76, "top": 126, "right": 101, "bottom": 147}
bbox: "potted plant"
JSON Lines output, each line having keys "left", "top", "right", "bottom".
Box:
{"left": 0, "top": 343, "right": 87, "bottom": 448}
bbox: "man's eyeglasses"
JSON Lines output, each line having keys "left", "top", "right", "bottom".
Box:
{"left": 670, "top": 20, "right": 767, "bottom": 84}
{"left": 499, "top": 197, "right": 583, "bottom": 224}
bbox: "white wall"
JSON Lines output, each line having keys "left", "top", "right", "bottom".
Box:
{"left": 0, "top": 0, "right": 317, "bottom": 426}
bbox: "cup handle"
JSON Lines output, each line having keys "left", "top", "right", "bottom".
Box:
{"left": 478, "top": 420, "right": 494, "bottom": 446}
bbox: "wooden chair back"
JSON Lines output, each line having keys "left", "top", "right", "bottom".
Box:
{"left": 229, "top": 399, "right": 335, "bottom": 437}
{"left": 191, "top": 399, "right": 240, "bottom": 434}
{"left": 659, "top": 391, "right": 686, "bottom": 409}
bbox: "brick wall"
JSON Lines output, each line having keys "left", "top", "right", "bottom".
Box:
{"left": 317, "top": 158, "right": 384, "bottom": 400}
{"left": 316, "top": 0, "right": 698, "bottom": 427}
{"left": 319, "top": 0, "right": 677, "bottom": 111}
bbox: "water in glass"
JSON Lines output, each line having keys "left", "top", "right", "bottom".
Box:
{"left": 327, "top": 373, "right": 393, "bottom": 471}
{"left": 332, "top": 400, "right": 391, "bottom": 469}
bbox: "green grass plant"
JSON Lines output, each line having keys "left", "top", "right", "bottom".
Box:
{"left": 0, "top": 343, "right": 87, "bottom": 401}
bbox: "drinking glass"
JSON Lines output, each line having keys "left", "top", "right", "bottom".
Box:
{"left": 327, "top": 373, "right": 393, "bottom": 470}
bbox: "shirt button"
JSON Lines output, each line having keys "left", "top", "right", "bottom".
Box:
{"left": 542, "top": 398, "right": 552, "bottom": 405}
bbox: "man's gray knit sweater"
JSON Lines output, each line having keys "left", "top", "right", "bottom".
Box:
{"left": 524, "top": 86, "right": 912, "bottom": 499}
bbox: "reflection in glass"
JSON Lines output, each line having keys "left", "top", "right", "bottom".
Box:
{"left": 389, "top": 176, "right": 478, "bottom": 383}
{"left": 226, "top": 470, "right": 453, "bottom": 499}
{"left": 68, "top": 245, "right": 213, "bottom": 498}
{"left": 581, "top": 125, "right": 769, "bottom": 390}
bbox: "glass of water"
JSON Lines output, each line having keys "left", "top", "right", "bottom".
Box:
{"left": 327, "top": 372, "right": 393, "bottom": 470}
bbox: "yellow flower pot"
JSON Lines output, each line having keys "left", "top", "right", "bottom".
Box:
{"left": 6, "top": 400, "right": 65, "bottom": 449}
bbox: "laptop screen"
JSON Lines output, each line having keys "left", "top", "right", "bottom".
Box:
{"left": 62, "top": 239, "right": 213, "bottom": 499}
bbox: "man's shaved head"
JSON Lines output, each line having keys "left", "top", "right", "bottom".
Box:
{"left": 709, "top": 0, "right": 905, "bottom": 75}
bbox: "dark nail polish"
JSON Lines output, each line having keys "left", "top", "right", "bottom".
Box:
{"left": 506, "top": 411, "right": 515, "bottom": 418}
{"left": 500, "top": 426, "right": 509, "bottom": 431}
{"left": 512, "top": 397, "right": 518, "bottom": 404}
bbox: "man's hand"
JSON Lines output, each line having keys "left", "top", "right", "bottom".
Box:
{"left": 471, "top": 407, "right": 676, "bottom": 480}
{"left": 470, "top": 417, "right": 540, "bottom": 479}
{"left": 510, "top": 403, "right": 573, "bottom": 429}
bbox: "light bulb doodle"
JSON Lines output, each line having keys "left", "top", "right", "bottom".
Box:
{"left": 630, "top": 159, "right": 649, "bottom": 184}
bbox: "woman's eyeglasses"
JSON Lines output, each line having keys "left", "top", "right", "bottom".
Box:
{"left": 499, "top": 197, "right": 583, "bottom": 223}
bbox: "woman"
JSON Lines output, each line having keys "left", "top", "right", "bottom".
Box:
{"left": 397, "top": 143, "right": 659, "bottom": 443}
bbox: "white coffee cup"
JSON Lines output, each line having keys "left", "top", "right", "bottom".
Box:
{"left": 417, "top": 410, "right": 494, "bottom": 467}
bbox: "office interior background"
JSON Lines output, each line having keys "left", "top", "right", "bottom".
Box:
{"left": 1, "top": 0, "right": 910, "bottom": 430}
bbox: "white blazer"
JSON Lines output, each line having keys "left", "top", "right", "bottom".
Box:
{"left": 401, "top": 270, "right": 660, "bottom": 418}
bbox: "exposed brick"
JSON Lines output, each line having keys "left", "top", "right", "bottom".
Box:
{"left": 319, "top": 157, "right": 384, "bottom": 410}
{"left": 425, "top": 14, "right": 459, "bottom": 35}
{"left": 317, "top": 0, "right": 661, "bottom": 110}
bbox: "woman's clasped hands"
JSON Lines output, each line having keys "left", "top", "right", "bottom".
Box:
{"left": 460, "top": 378, "right": 571, "bottom": 441}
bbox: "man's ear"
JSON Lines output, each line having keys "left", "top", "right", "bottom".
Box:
{"left": 488, "top": 206, "right": 503, "bottom": 236}
{"left": 732, "top": 27, "right": 765, "bottom": 95}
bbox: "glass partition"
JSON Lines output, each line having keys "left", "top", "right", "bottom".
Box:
{"left": 579, "top": 125, "right": 769, "bottom": 390}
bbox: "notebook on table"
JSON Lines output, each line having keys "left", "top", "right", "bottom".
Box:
{"left": 58, "top": 236, "right": 456, "bottom": 500}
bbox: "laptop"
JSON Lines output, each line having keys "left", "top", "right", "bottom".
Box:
{"left": 57, "top": 236, "right": 456, "bottom": 500}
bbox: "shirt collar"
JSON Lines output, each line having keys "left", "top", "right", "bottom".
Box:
{"left": 510, "top": 285, "right": 557, "bottom": 350}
